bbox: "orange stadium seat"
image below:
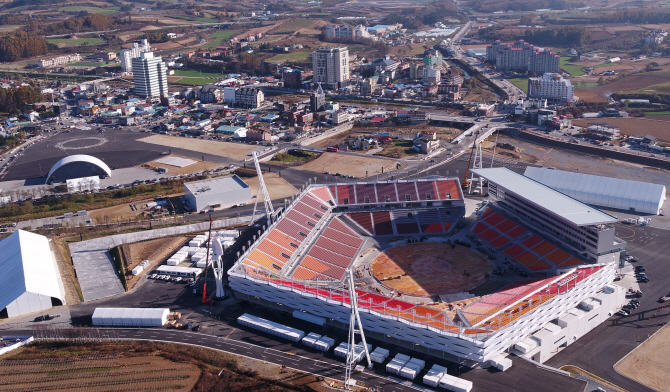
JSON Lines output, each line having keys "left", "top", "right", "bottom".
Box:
{"left": 514, "top": 252, "right": 538, "bottom": 266}
{"left": 545, "top": 249, "right": 570, "bottom": 265}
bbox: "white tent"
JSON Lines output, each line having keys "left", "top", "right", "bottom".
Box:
{"left": 524, "top": 167, "right": 666, "bottom": 215}
{"left": 0, "top": 230, "right": 67, "bottom": 318}
{"left": 91, "top": 308, "right": 170, "bottom": 326}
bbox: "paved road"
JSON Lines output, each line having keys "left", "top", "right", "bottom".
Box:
{"left": 546, "top": 224, "right": 670, "bottom": 392}
{"left": 7, "top": 321, "right": 585, "bottom": 392}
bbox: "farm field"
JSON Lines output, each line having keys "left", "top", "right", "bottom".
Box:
{"left": 200, "top": 30, "right": 240, "bottom": 49}
{"left": 266, "top": 50, "right": 312, "bottom": 63}
{"left": 270, "top": 18, "right": 316, "bottom": 34}
{"left": 0, "top": 340, "right": 328, "bottom": 392}
{"left": 577, "top": 73, "right": 670, "bottom": 102}
{"left": 172, "top": 69, "right": 225, "bottom": 78}
{"left": 572, "top": 117, "right": 670, "bottom": 142}
{"left": 58, "top": 5, "right": 120, "bottom": 14}
{"left": 169, "top": 77, "right": 220, "bottom": 85}
{"left": 560, "top": 57, "right": 585, "bottom": 76}
{"left": 47, "top": 37, "right": 105, "bottom": 47}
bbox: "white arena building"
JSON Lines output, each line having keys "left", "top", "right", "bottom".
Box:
{"left": 524, "top": 167, "right": 666, "bottom": 215}
{"left": 0, "top": 230, "right": 67, "bottom": 319}
{"left": 228, "top": 173, "right": 627, "bottom": 365}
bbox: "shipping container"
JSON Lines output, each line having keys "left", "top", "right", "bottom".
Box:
{"left": 314, "top": 336, "right": 335, "bottom": 351}
{"left": 302, "top": 332, "right": 322, "bottom": 347}
{"left": 237, "top": 313, "right": 305, "bottom": 342}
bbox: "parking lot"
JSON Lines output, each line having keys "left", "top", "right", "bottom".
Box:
{"left": 546, "top": 224, "right": 670, "bottom": 392}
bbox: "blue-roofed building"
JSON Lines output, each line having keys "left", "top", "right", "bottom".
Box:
{"left": 261, "top": 114, "right": 279, "bottom": 122}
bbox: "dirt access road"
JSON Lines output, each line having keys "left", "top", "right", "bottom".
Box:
{"left": 299, "top": 152, "right": 402, "bottom": 178}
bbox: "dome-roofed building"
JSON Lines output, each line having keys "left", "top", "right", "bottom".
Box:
{"left": 46, "top": 154, "right": 111, "bottom": 184}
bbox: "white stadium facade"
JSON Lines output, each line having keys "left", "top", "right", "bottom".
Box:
{"left": 0, "top": 230, "right": 67, "bottom": 319}
{"left": 46, "top": 154, "right": 112, "bottom": 184}
{"left": 228, "top": 172, "right": 627, "bottom": 365}
{"left": 524, "top": 166, "right": 666, "bottom": 215}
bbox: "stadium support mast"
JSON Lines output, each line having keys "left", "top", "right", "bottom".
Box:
{"left": 344, "top": 270, "right": 372, "bottom": 389}
{"left": 250, "top": 151, "right": 274, "bottom": 226}
{"left": 468, "top": 141, "right": 484, "bottom": 195}
{"left": 212, "top": 237, "right": 226, "bottom": 298}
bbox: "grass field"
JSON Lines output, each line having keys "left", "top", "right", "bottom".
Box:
{"left": 47, "top": 37, "right": 105, "bottom": 47}
{"left": 200, "top": 30, "right": 240, "bottom": 49}
{"left": 172, "top": 69, "right": 225, "bottom": 78}
{"left": 172, "top": 77, "right": 218, "bottom": 85}
{"left": 59, "top": 5, "right": 119, "bottom": 14}
{"left": 645, "top": 111, "right": 670, "bottom": 115}
{"left": 507, "top": 77, "right": 528, "bottom": 92}
{"left": 560, "top": 57, "right": 585, "bottom": 76}
{"left": 573, "top": 82, "right": 600, "bottom": 88}
{"left": 266, "top": 50, "right": 311, "bottom": 63}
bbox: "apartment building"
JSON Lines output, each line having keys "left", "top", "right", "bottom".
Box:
{"left": 528, "top": 73, "right": 575, "bottom": 103}
{"left": 120, "top": 39, "right": 151, "bottom": 72}
{"left": 131, "top": 52, "right": 168, "bottom": 98}
{"left": 234, "top": 87, "right": 265, "bottom": 108}
{"left": 38, "top": 54, "right": 81, "bottom": 68}
{"left": 312, "top": 47, "right": 349, "bottom": 89}
{"left": 487, "top": 40, "right": 560, "bottom": 73}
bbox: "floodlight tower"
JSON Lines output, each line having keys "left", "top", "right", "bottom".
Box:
{"left": 211, "top": 237, "right": 226, "bottom": 298}
{"left": 344, "top": 270, "right": 372, "bottom": 389}
{"left": 250, "top": 151, "right": 274, "bottom": 226}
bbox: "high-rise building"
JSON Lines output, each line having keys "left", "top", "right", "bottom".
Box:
{"left": 132, "top": 52, "right": 168, "bottom": 98}
{"left": 312, "top": 47, "right": 349, "bottom": 89}
{"left": 486, "top": 40, "right": 559, "bottom": 74}
{"left": 120, "top": 39, "right": 151, "bottom": 72}
{"left": 528, "top": 73, "right": 575, "bottom": 103}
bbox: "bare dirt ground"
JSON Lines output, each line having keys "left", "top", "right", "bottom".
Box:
{"left": 0, "top": 355, "right": 200, "bottom": 391}
{"left": 572, "top": 118, "right": 670, "bottom": 142}
{"left": 139, "top": 135, "right": 257, "bottom": 160}
{"left": 299, "top": 152, "right": 402, "bottom": 177}
{"left": 145, "top": 155, "right": 222, "bottom": 175}
{"left": 370, "top": 243, "right": 492, "bottom": 297}
{"left": 615, "top": 322, "right": 670, "bottom": 391}
{"left": 244, "top": 172, "right": 299, "bottom": 202}
{"left": 124, "top": 236, "right": 188, "bottom": 289}
{"left": 88, "top": 197, "right": 155, "bottom": 222}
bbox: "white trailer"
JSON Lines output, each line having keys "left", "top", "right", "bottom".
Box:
{"left": 302, "top": 332, "right": 322, "bottom": 347}
{"left": 314, "top": 336, "right": 335, "bottom": 352}
{"left": 370, "top": 347, "right": 389, "bottom": 363}
{"left": 237, "top": 313, "right": 305, "bottom": 342}
{"left": 423, "top": 364, "right": 447, "bottom": 387}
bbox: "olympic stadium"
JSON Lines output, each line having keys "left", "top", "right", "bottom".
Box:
{"left": 228, "top": 167, "right": 627, "bottom": 365}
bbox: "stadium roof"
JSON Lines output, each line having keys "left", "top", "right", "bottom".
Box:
{"left": 524, "top": 167, "right": 666, "bottom": 215}
{"left": 46, "top": 154, "right": 111, "bottom": 183}
{"left": 0, "top": 230, "right": 66, "bottom": 317}
{"left": 473, "top": 167, "right": 617, "bottom": 226}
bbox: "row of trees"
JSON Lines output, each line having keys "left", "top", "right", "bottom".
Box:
{"left": 0, "top": 85, "right": 44, "bottom": 114}
{"left": 523, "top": 26, "right": 591, "bottom": 47}
{"left": 470, "top": 0, "right": 579, "bottom": 13}
{"left": 40, "top": 13, "right": 114, "bottom": 35}
{"left": 380, "top": 1, "right": 459, "bottom": 30}
{"left": 595, "top": 10, "right": 670, "bottom": 25}
{"left": 141, "top": 30, "right": 169, "bottom": 44}
{"left": 0, "top": 31, "right": 48, "bottom": 62}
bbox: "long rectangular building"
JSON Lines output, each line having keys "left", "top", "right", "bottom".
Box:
{"left": 472, "top": 167, "right": 624, "bottom": 264}
{"left": 486, "top": 40, "right": 560, "bottom": 74}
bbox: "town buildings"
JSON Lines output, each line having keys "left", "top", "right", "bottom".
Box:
{"left": 38, "top": 54, "right": 81, "bottom": 68}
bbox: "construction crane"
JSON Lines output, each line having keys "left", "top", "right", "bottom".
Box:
{"left": 461, "top": 129, "right": 480, "bottom": 188}
{"left": 24, "top": 73, "right": 34, "bottom": 84}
